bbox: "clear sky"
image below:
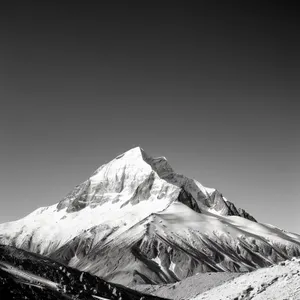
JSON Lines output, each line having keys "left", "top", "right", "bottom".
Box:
{"left": 0, "top": 2, "right": 299, "bottom": 232}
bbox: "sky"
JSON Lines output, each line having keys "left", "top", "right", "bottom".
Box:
{"left": 0, "top": 2, "right": 299, "bottom": 232}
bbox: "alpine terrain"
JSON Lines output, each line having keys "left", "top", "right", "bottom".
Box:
{"left": 191, "top": 258, "right": 300, "bottom": 300}
{"left": 0, "top": 244, "right": 167, "bottom": 300}
{"left": 0, "top": 147, "right": 300, "bottom": 287}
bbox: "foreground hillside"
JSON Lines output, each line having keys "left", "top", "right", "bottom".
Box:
{"left": 192, "top": 258, "right": 300, "bottom": 300}
{"left": 0, "top": 244, "right": 167, "bottom": 300}
{"left": 1, "top": 147, "right": 300, "bottom": 285}
{"left": 134, "top": 272, "right": 240, "bottom": 300}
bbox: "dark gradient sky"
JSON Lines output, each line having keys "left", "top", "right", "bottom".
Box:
{"left": 0, "top": 3, "right": 299, "bottom": 232}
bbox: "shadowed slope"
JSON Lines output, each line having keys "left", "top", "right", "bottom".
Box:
{"left": 0, "top": 244, "right": 168, "bottom": 300}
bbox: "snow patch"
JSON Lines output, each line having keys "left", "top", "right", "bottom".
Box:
{"left": 169, "top": 261, "right": 176, "bottom": 273}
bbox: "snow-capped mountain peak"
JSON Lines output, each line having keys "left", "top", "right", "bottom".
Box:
{"left": 54, "top": 147, "right": 252, "bottom": 220}
{"left": 1, "top": 147, "right": 299, "bottom": 286}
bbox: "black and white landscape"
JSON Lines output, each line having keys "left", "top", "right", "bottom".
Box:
{"left": 1, "top": 2, "right": 300, "bottom": 300}
{"left": 1, "top": 147, "right": 300, "bottom": 299}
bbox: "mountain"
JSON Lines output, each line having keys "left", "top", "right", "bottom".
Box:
{"left": 0, "top": 244, "right": 167, "bottom": 300}
{"left": 0, "top": 147, "right": 300, "bottom": 286}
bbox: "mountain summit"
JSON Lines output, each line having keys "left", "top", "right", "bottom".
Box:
{"left": 57, "top": 146, "right": 255, "bottom": 220}
{"left": 0, "top": 147, "right": 299, "bottom": 285}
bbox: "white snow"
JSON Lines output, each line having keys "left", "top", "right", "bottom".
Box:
{"left": 194, "top": 181, "right": 215, "bottom": 196}
{"left": 152, "top": 256, "right": 164, "bottom": 269}
{"left": 169, "top": 261, "right": 176, "bottom": 273}
{"left": 207, "top": 207, "right": 222, "bottom": 215}
{"left": 171, "top": 202, "right": 299, "bottom": 245}
{"left": 151, "top": 255, "right": 174, "bottom": 282}
{"left": 92, "top": 296, "right": 111, "bottom": 300}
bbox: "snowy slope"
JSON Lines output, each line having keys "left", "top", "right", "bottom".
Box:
{"left": 192, "top": 258, "right": 300, "bottom": 300}
{"left": 50, "top": 202, "right": 300, "bottom": 285}
{"left": 0, "top": 147, "right": 299, "bottom": 285}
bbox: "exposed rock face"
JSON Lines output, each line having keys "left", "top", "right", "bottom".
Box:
{"left": 224, "top": 200, "right": 257, "bottom": 222}
{"left": 0, "top": 147, "right": 299, "bottom": 286}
